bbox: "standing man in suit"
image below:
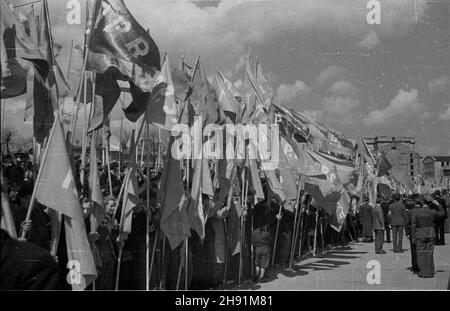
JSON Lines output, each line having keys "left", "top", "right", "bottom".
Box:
{"left": 405, "top": 197, "right": 420, "bottom": 273}
{"left": 412, "top": 194, "right": 445, "bottom": 278}
{"left": 358, "top": 194, "right": 373, "bottom": 243}
{"left": 432, "top": 190, "right": 447, "bottom": 245}
{"left": 380, "top": 197, "right": 391, "bottom": 243}
{"left": 372, "top": 200, "right": 386, "bottom": 254}
{"left": 389, "top": 193, "right": 407, "bottom": 252}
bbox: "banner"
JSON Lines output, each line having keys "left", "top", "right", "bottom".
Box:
{"left": 89, "top": 0, "right": 160, "bottom": 74}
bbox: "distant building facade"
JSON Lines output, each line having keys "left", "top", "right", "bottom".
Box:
{"left": 364, "top": 136, "right": 422, "bottom": 178}
{"left": 422, "top": 156, "right": 450, "bottom": 188}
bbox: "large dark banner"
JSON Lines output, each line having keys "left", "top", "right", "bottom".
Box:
{"left": 89, "top": 0, "right": 161, "bottom": 74}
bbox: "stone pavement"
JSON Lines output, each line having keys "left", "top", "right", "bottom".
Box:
{"left": 231, "top": 233, "right": 450, "bottom": 290}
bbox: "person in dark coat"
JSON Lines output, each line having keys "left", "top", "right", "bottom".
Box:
{"left": 388, "top": 193, "right": 407, "bottom": 252}
{"left": 405, "top": 197, "right": 420, "bottom": 273}
{"left": 372, "top": 200, "right": 385, "bottom": 254}
{"left": 411, "top": 194, "right": 446, "bottom": 278}
{"left": 432, "top": 190, "right": 447, "bottom": 245}
{"left": 380, "top": 198, "right": 391, "bottom": 243}
{"left": 0, "top": 229, "right": 61, "bottom": 290}
{"left": 358, "top": 195, "right": 373, "bottom": 242}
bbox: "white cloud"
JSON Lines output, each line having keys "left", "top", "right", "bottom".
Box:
{"left": 364, "top": 88, "right": 425, "bottom": 126}
{"left": 356, "top": 31, "right": 380, "bottom": 49}
{"left": 328, "top": 80, "right": 358, "bottom": 97}
{"left": 324, "top": 96, "right": 360, "bottom": 115}
{"left": 275, "top": 80, "right": 311, "bottom": 105}
{"left": 313, "top": 65, "right": 346, "bottom": 87}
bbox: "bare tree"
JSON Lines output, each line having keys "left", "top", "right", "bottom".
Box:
{"left": 1, "top": 126, "right": 17, "bottom": 155}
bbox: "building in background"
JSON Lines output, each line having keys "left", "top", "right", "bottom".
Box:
{"left": 422, "top": 156, "right": 450, "bottom": 189}
{"left": 364, "top": 136, "right": 422, "bottom": 178}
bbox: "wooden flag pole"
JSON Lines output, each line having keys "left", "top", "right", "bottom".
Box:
{"left": 19, "top": 118, "right": 58, "bottom": 241}
{"left": 145, "top": 122, "right": 150, "bottom": 291}
{"left": 313, "top": 206, "right": 319, "bottom": 256}
{"left": 106, "top": 136, "right": 113, "bottom": 196}
{"left": 289, "top": 175, "right": 303, "bottom": 270}
{"left": 119, "top": 117, "right": 123, "bottom": 171}
{"left": 293, "top": 193, "right": 304, "bottom": 261}
{"left": 148, "top": 228, "right": 159, "bottom": 289}
{"left": 159, "top": 234, "right": 166, "bottom": 290}
{"left": 238, "top": 167, "right": 246, "bottom": 285}
{"left": 298, "top": 197, "right": 310, "bottom": 259}
{"left": 80, "top": 71, "right": 88, "bottom": 186}
{"left": 185, "top": 238, "right": 189, "bottom": 290}
{"left": 271, "top": 203, "right": 283, "bottom": 270}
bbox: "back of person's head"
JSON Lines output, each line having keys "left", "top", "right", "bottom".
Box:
{"left": 362, "top": 193, "right": 369, "bottom": 202}
{"left": 423, "top": 194, "right": 433, "bottom": 205}
{"left": 393, "top": 193, "right": 401, "bottom": 201}
{"left": 433, "top": 190, "right": 441, "bottom": 197}
{"left": 414, "top": 197, "right": 423, "bottom": 207}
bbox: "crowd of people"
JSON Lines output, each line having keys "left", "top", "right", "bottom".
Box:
{"left": 1, "top": 155, "right": 449, "bottom": 290}
{"left": 354, "top": 191, "right": 448, "bottom": 278}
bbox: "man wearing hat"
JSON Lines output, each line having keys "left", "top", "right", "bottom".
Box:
{"left": 412, "top": 194, "right": 445, "bottom": 278}
{"left": 432, "top": 190, "right": 447, "bottom": 245}
{"left": 388, "top": 193, "right": 407, "bottom": 252}
{"left": 358, "top": 194, "right": 373, "bottom": 243}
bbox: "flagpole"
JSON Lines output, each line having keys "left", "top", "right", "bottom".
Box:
{"left": 80, "top": 71, "right": 88, "bottom": 186}
{"left": 238, "top": 168, "right": 245, "bottom": 285}
{"left": 271, "top": 202, "right": 282, "bottom": 270}
{"left": 19, "top": 117, "right": 58, "bottom": 241}
{"left": 292, "top": 191, "right": 303, "bottom": 263}
{"left": 289, "top": 175, "right": 303, "bottom": 270}
{"left": 106, "top": 130, "right": 113, "bottom": 196}
{"left": 145, "top": 122, "right": 150, "bottom": 290}
{"left": 313, "top": 206, "right": 319, "bottom": 256}
{"left": 119, "top": 117, "right": 123, "bottom": 171}
{"left": 68, "top": 0, "right": 97, "bottom": 149}
{"left": 298, "top": 196, "right": 310, "bottom": 259}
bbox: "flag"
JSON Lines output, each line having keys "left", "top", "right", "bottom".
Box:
{"left": 146, "top": 55, "right": 180, "bottom": 131}
{"left": 245, "top": 52, "right": 265, "bottom": 109}
{"left": 304, "top": 174, "right": 350, "bottom": 232}
{"left": 190, "top": 64, "right": 225, "bottom": 127}
{"left": 215, "top": 68, "right": 239, "bottom": 121}
{"left": 377, "top": 153, "right": 392, "bottom": 177}
{"left": 247, "top": 159, "right": 265, "bottom": 205}
{"left": 38, "top": 0, "right": 70, "bottom": 109}
{"left": 120, "top": 158, "right": 138, "bottom": 234}
{"left": 256, "top": 62, "right": 274, "bottom": 109}
{"left": 188, "top": 158, "right": 207, "bottom": 239}
{"left": 34, "top": 118, "right": 97, "bottom": 290}
{"left": 1, "top": 0, "right": 49, "bottom": 92}
{"left": 264, "top": 169, "right": 286, "bottom": 203}
{"left": 122, "top": 79, "right": 149, "bottom": 122}
{"left": 384, "top": 150, "right": 410, "bottom": 187}
{"left": 88, "top": 132, "right": 106, "bottom": 227}
{"left": 158, "top": 138, "right": 191, "bottom": 250}
{"left": 88, "top": 67, "right": 124, "bottom": 132}
{"left": 89, "top": 0, "right": 160, "bottom": 75}
{"left": 278, "top": 142, "right": 298, "bottom": 203}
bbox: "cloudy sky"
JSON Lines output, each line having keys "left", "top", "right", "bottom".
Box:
{"left": 4, "top": 0, "right": 450, "bottom": 156}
